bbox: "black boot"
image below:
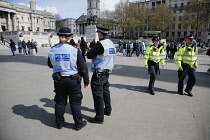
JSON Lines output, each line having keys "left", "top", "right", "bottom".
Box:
{"left": 75, "top": 121, "right": 87, "bottom": 131}
{"left": 89, "top": 117, "right": 103, "bottom": 124}
{"left": 185, "top": 90, "right": 193, "bottom": 97}
{"left": 178, "top": 90, "right": 184, "bottom": 95}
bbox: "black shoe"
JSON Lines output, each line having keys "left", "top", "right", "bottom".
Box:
{"left": 89, "top": 118, "right": 103, "bottom": 124}
{"left": 185, "top": 90, "right": 193, "bottom": 97}
{"left": 104, "top": 111, "right": 111, "bottom": 116}
{"left": 56, "top": 124, "right": 63, "bottom": 129}
{"left": 75, "top": 121, "right": 87, "bottom": 131}
{"left": 149, "top": 90, "right": 155, "bottom": 95}
{"left": 178, "top": 91, "right": 184, "bottom": 95}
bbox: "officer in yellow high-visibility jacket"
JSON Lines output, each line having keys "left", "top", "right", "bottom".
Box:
{"left": 176, "top": 35, "right": 198, "bottom": 97}
{"left": 144, "top": 37, "right": 165, "bottom": 95}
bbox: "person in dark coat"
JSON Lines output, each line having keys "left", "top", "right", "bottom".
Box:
{"left": 89, "top": 39, "right": 96, "bottom": 49}
{"left": 127, "top": 41, "right": 131, "bottom": 57}
{"left": 131, "top": 40, "right": 139, "bottom": 57}
{"left": 9, "top": 39, "right": 16, "bottom": 56}
{"left": 122, "top": 41, "right": 127, "bottom": 56}
{"left": 22, "top": 40, "right": 27, "bottom": 54}
{"left": 80, "top": 37, "right": 87, "bottom": 62}
{"left": 1, "top": 35, "right": 5, "bottom": 45}
{"left": 170, "top": 41, "right": 177, "bottom": 59}
{"left": 166, "top": 44, "right": 170, "bottom": 59}
{"left": 26, "top": 40, "right": 31, "bottom": 55}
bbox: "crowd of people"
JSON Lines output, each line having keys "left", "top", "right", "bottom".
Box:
{"left": 117, "top": 40, "right": 147, "bottom": 57}
{"left": 8, "top": 39, "right": 38, "bottom": 57}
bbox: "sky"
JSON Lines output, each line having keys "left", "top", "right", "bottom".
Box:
{"left": 5, "top": 0, "right": 137, "bottom": 19}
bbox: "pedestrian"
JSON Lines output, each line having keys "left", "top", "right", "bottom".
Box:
{"left": 34, "top": 41, "right": 38, "bottom": 54}
{"left": 206, "top": 47, "right": 210, "bottom": 74}
{"left": 17, "top": 40, "right": 22, "bottom": 54}
{"left": 127, "top": 41, "right": 131, "bottom": 57}
{"left": 87, "top": 25, "right": 116, "bottom": 124}
{"left": 144, "top": 37, "right": 165, "bottom": 95}
{"left": 176, "top": 35, "right": 198, "bottom": 97}
{"left": 166, "top": 43, "right": 170, "bottom": 59}
{"left": 31, "top": 41, "right": 36, "bottom": 55}
{"left": 77, "top": 39, "right": 81, "bottom": 48}
{"left": 1, "top": 35, "right": 5, "bottom": 45}
{"left": 122, "top": 41, "right": 127, "bottom": 56}
{"left": 80, "top": 37, "right": 87, "bottom": 62}
{"left": 170, "top": 41, "right": 177, "bottom": 60}
{"left": 89, "top": 39, "right": 96, "bottom": 49}
{"left": 117, "top": 40, "right": 123, "bottom": 53}
{"left": 26, "top": 40, "right": 31, "bottom": 55}
{"left": 131, "top": 40, "right": 139, "bottom": 57}
{"left": 22, "top": 40, "right": 27, "bottom": 55}
{"left": 9, "top": 39, "right": 16, "bottom": 56}
{"left": 48, "top": 27, "right": 89, "bottom": 130}
{"left": 139, "top": 41, "right": 144, "bottom": 57}
{"left": 70, "top": 39, "right": 77, "bottom": 46}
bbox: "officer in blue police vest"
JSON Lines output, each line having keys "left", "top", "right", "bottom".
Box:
{"left": 87, "top": 26, "right": 116, "bottom": 124}
{"left": 48, "top": 27, "right": 89, "bottom": 131}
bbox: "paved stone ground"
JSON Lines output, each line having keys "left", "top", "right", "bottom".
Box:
{"left": 0, "top": 45, "right": 210, "bottom": 140}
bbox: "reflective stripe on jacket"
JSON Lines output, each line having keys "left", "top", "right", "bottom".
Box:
{"left": 176, "top": 44, "right": 198, "bottom": 68}
{"left": 144, "top": 44, "right": 165, "bottom": 66}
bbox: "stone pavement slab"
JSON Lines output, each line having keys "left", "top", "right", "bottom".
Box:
{"left": 0, "top": 45, "right": 210, "bottom": 140}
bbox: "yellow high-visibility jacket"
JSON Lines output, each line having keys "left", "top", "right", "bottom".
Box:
{"left": 144, "top": 44, "right": 165, "bottom": 66}
{"left": 176, "top": 44, "right": 198, "bottom": 68}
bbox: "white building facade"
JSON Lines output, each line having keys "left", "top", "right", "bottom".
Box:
{"left": 0, "top": 0, "right": 56, "bottom": 33}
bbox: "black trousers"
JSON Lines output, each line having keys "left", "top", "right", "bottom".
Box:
{"left": 148, "top": 61, "right": 159, "bottom": 90}
{"left": 91, "top": 72, "right": 112, "bottom": 121}
{"left": 171, "top": 51, "right": 176, "bottom": 59}
{"left": 127, "top": 50, "right": 131, "bottom": 57}
{"left": 82, "top": 51, "right": 86, "bottom": 62}
{"left": 54, "top": 78, "right": 83, "bottom": 128}
{"left": 178, "top": 66, "right": 196, "bottom": 92}
{"left": 131, "top": 49, "right": 139, "bottom": 56}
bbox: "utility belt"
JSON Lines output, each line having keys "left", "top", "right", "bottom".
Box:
{"left": 52, "top": 72, "right": 81, "bottom": 83}
{"left": 94, "top": 69, "right": 109, "bottom": 79}
{"left": 148, "top": 60, "right": 159, "bottom": 65}
{"left": 181, "top": 62, "right": 192, "bottom": 69}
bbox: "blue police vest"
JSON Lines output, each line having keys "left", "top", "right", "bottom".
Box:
{"left": 91, "top": 39, "right": 116, "bottom": 73}
{"left": 48, "top": 43, "right": 78, "bottom": 76}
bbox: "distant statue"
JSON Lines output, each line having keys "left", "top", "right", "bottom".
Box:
{"left": 87, "top": 14, "right": 98, "bottom": 25}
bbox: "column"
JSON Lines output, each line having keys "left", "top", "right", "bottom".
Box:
{"left": 82, "top": 24, "right": 85, "bottom": 35}
{"left": 79, "top": 24, "right": 81, "bottom": 34}
{"left": 40, "top": 18, "right": 43, "bottom": 32}
{"left": 8, "top": 12, "right": 11, "bottom": 31}
{"left": 0, "top": 16, "right": 2, "bottom": 32}
{"left": 31, "top": 15, "right": 35, "bottom": 32}
{"left": 13, "top": 14, "right": 17, "bottom": 31}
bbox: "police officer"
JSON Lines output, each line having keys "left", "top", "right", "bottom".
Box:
{"left": 48, "top": 27, "right": 89, "bottom": 130}
{"left": 176, "top": 35, "right": 198, "bottom": 97}
{"left": 87, "top": 26, "right": 116, "bottom": 124}
{"left": 144, "top": 37, "right": 165, "bottom": 95}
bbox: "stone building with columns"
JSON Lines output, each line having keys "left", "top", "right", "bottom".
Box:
{"left": 0, "top": 0, "right": 55, "bottom": 33}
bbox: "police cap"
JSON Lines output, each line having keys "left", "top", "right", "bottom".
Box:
{"left": 96, "top": 26, "right": 110, "bottom": 34}
{"left": 57, "top": 27, "right": 73, "bottom": 37}
{"left": 185, "top": 35, "right": 194, "bottom": 40}
{"left": 152, "top": 36, "right": 160, "bottom": 41}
